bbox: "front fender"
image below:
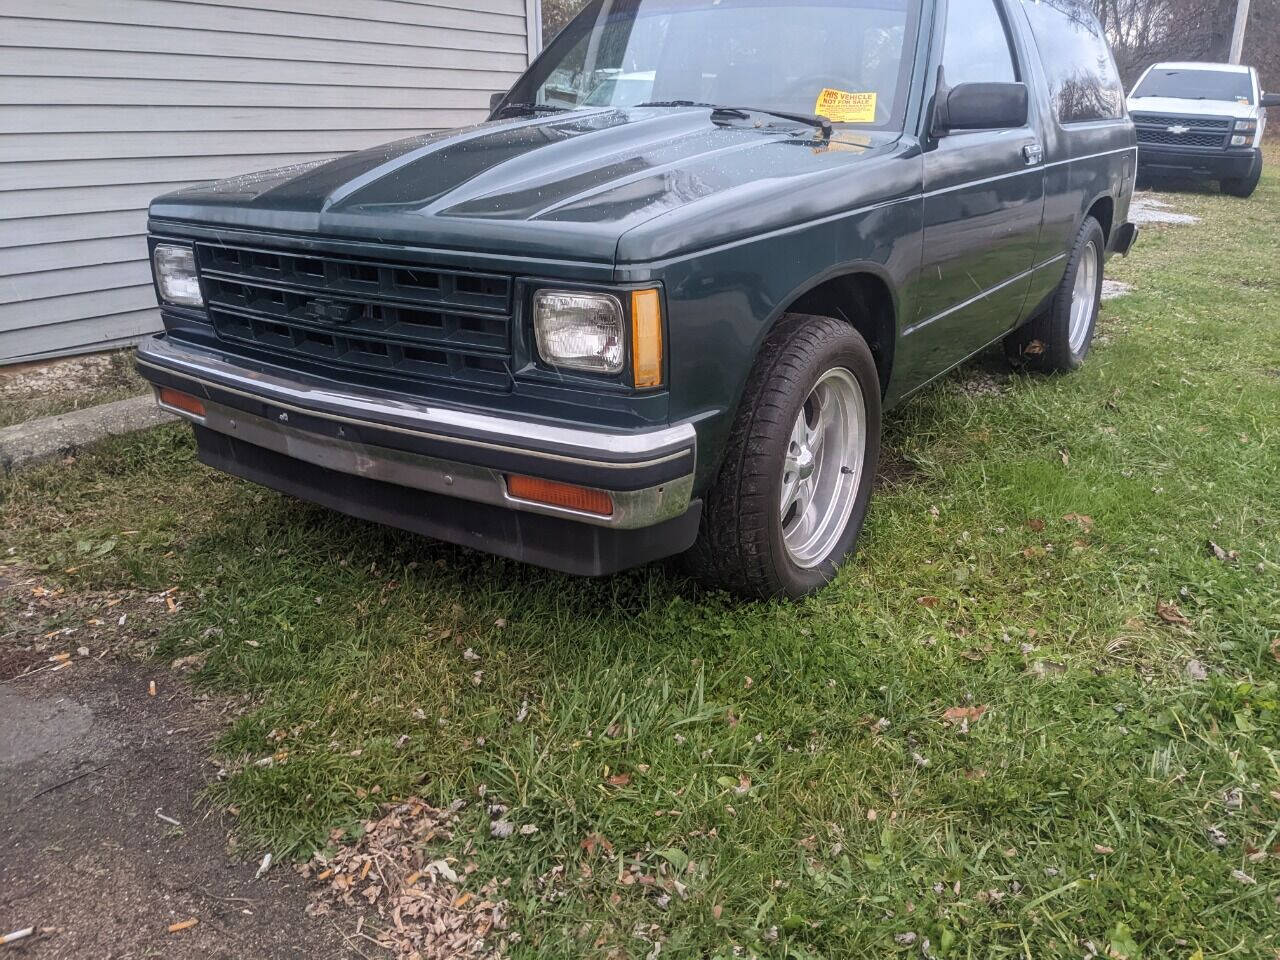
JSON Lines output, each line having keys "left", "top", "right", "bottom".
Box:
{"left": 620, "top": 193, "right": 923, "bottom": 492}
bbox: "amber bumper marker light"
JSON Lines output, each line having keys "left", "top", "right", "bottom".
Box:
{"left": 158, "top": 387, "right": 206, "bottom": 418}
{"left": 631, "top": 288, "right": 663, "bottom": 388}
{"left": 507, "top": 474, "right": 613, "bottom": 516}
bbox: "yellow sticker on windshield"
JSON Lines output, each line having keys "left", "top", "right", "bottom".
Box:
{"left": 814, "top": 88, "right": 877, "bottom": 123}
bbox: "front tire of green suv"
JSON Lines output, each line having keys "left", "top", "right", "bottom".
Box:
{"left": 684, "top": 313, "right": 881, "bottom": 599}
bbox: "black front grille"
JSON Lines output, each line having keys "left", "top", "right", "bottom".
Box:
{"left": 194, "top": 242, "right": 514, "bottom": 392}
{"left": 1131, "top": 113, "right": 1231, "bottom": 130}
{"left": 1136, "top": 128, "right": 1226, "bottom": 147}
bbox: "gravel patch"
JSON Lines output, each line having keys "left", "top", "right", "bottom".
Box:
{"left": 1102, "top": 279, "right": 1134, "bottom": 300}
{"left": 0, "top": 350, "right": 148, "bottom": 429}
{"left": 1129, "top": 193, "right": 1200, "bottom": 226}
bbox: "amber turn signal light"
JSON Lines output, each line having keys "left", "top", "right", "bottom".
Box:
{"left": 157, "top": 387, "right": 206, "bottom": 418}
{"left": 631, "top": 288, "right": 663, "bottom": 388}
{"left": 507, "top": 474, "right": 613, "bottom": 516}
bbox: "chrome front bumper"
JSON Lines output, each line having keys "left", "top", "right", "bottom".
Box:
{"left": 135, "top": 336, "right": 696, "bottom": 530}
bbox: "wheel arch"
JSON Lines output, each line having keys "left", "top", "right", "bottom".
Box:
{"left": 1084, "top": 192, "right": 1115, "bottom": 244}
{"left": 765, "top": 265, "right": 899, "bottom": 397}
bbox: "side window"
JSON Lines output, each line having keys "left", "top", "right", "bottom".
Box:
{"left": 942, "top": 0, "right": 1017, "bottom": 86}
{"left": 1020, "top": 0, "right": 1124, "bottom": 123}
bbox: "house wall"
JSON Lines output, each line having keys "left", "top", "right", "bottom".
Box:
{"left": 0, "top": 0, "right": 539, "bottom": 363}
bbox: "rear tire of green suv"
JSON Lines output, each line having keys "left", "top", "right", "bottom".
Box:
{"left": 684, "top": 313, "right": 881, "bottom": 599}
{"left": 1005, "top": 215, "right": 1105, "bottom": 374}
{"left": 1221, "top": 159, "right": 1261, "bottom": 198}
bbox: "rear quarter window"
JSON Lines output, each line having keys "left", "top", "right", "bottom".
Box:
{"left": 1019, "top": 0, "right": 1124, "bottom": 123}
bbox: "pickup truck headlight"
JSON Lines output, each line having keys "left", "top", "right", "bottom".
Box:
{"left": 533, "top": 291, "right": 625, "bottom": 374}
{"left": 1234, "top": 118, "right": 1257, "bottom": 134}
{"left": 152, "top": 244, "right": 204, "bottom": 307}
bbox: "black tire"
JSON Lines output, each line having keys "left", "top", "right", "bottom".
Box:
{"left": 1222, "top": 158, "right": 1261, "bottom": 198}
{"left": 1004, "top": 215, "right": 1105, "bottom": 373}
{"left": 683, "top": 313, "right": 881, "bottom": 599}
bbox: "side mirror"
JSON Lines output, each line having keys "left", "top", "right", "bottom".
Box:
{"left": 935, "top": 81, "right": 1029, "bottom": 134}
{"left": 1261, "top": 92, "right": 1280, "bottom": 108}
{"left": 490, "top": 91, "right": 507, "bottom": 112}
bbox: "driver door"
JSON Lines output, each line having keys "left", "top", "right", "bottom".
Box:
{"left": 909, "top": 0, "right": 1045, "bottom": 370}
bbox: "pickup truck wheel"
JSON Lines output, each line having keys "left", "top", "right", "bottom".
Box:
{"left": 1221, "top": 159, "right": 1261, "bottom": 198}
{"left": 684, "top": 313, "right": 881, "bottom": 599}
{"left": 1006, "top": 215, "right": 1105, "bottom": 373}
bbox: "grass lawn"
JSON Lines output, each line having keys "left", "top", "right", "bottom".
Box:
{"left": 3, "top": 150, "right": 1278, "bottom": 958}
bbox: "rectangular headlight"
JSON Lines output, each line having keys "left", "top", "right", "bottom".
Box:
{"left": 1231, "top": 134, "right": 1249, "bottom": 146}
{"left": 1234, "top": 118, "right": 1257, "bottom": 133}
{"left": 533, "top": 290, "right": 624, "bottom": 374}
{"left": 152, "top": 244, "right": 204, "bottom": 307}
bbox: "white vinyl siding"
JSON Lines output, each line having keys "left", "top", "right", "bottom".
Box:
{"left": 0, "top": 0, "right": 539, "bottom": 364}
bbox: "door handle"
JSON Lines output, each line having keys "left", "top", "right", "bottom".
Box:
{"left": 1022, "top": 143, "right": 1044, "bottom": 165}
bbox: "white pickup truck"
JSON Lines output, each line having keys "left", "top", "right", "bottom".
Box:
{"left": 1127, "top": 61, "right": 1278, "bottom": 197}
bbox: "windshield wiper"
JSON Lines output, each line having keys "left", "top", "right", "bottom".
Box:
{"left": 494, "top": 102, "right": 572, "bottom": 118}
{"left": 636, "top": 100, "right": 730, "bottom": 110}
{"left": 637, "top": 101, "right": 832, "bottom": 137}
{"left": 718, "top": 106, "right": 833, "bottom": 138}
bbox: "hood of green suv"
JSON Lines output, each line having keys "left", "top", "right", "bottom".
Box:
{"left": 150, "top": 108, "right": 902, "bottom": 266}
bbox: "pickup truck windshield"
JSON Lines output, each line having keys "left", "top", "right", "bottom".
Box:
{"left": 508, "top": 0, "right": 921, "bottom": 129}
{"left": 1132, "top": 69, "right": 1254, "bottom": 104}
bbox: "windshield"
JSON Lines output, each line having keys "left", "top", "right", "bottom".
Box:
{"left": 506, "top": 0, "right": 921, "bottom": 129}
{"left": 1132, "top": 68, "right": 1254, "bottom": 104}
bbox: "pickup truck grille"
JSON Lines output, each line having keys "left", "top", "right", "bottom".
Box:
{"left": 1131, "top": 112, "right": 1230, "bottom": 149}
{"left": 194, "top": 242, "right": 514, "bottom": 392}
{"left": 1136, "top": 129, "right": 1226, "bottom": 147}
{"left": 1130, "top": 113, "right": 1231, "bottom": 130}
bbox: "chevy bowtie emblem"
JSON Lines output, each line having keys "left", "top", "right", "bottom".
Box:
{"left": 1166, "top": 124, "right": 1190, "bottom": 135}
{"left": 306, "top": 298, "right": 363, "bottom": 325}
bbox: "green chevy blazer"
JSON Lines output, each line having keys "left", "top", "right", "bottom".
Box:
{"left": 137, "top": 0, "right": 1138, "bottom": 598}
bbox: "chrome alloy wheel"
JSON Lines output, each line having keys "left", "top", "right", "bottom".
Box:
{"left": 779, "top": 367, "right": 866, "bottom": 568}
{"left": 1068, "top": 239, "right": 1098, "bottom": 354}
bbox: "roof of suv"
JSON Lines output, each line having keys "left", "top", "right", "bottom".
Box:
{"left": 1148, "top": 61, "right": 1252, "bottom": 74}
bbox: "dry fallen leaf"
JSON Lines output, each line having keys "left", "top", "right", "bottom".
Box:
{"left": 167, "top": 918, "right": 198, "bottom": 934}
{"left": 1026, "top": 518, "right": 1046, "bottom": 532}
{"left": 941, "top": 705, "right": 989, "bottom": 733}
{"left": 942, "top": 704, "right": 988, "bottom": 723}
{"left": 917, "top": 595, "right": 940, "bottom": 608}
{"left": 1207, "top": 541, "right": 1238, "bottom": 563}
{"left": 1093, "top": 843, "right": 1114, "bottom": 854}
{"left": 1156, "top": 600, "right": 1191, "bottom": 626}
{"left": 581, "top": 833, "right": 614, "bottom": 857}
{"left": 1063, "top": 513, "right": 1094, "bottom": 532}
{"left": 606, "top": 773, "right": 631, "bottom": 788}
{"left": 1029, "top": 659, "right": 1067, "bottom": 678}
